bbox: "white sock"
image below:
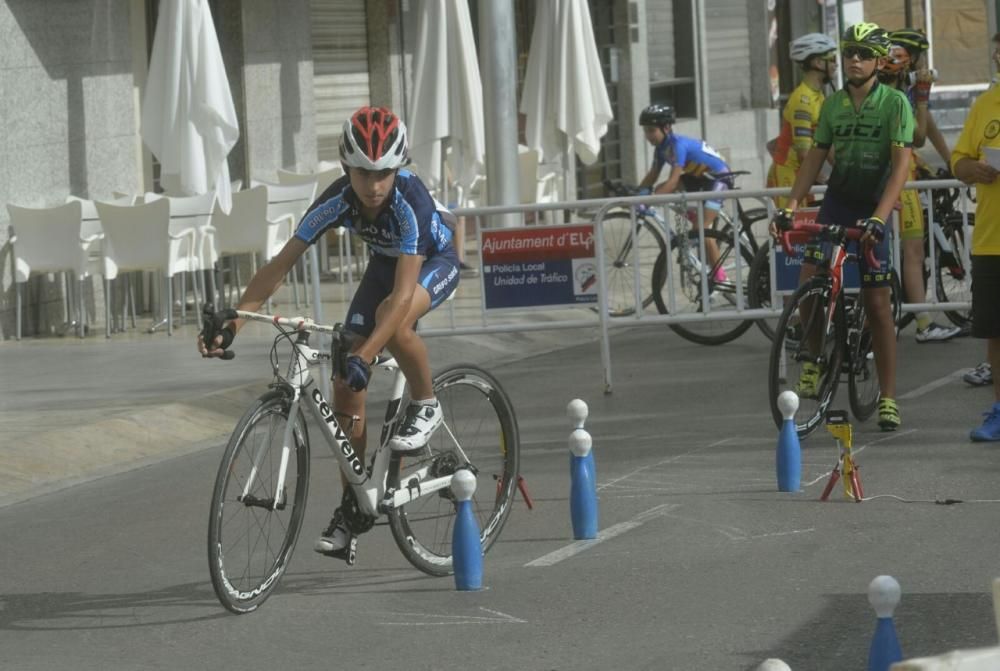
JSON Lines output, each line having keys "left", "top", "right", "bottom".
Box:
{"left": 412, "top": 397, "right": 438, "bottom": 407}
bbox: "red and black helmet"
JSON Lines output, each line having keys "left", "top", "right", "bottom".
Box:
{"left": 339, "top": 106, "right": 409, "bottom": 170}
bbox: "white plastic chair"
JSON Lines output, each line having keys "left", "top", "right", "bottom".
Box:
{"left": 211, "top": 185, "right": 293, "bottom": 305}
{"left": 95, "top": 198, "right": 193, "bottom": 337}
{"left": 518, "top": 146, "right": 561, "bottom": 225}
{"left": 144, "top": 192, "right": 218, "bottom": 320}
{"left": 7, "top": 201, "right": 93, "bottom": 340}
{"left": 250, "top": 180, "right": 319, "bottom": 308}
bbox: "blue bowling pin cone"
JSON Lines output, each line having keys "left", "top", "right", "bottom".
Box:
{"left": 451, "top": 470, "right": 482, "bottom": 591}
{"left": 569, "top": 428, "right": 597, "bottom": 540}
{"left": 567, "top": 400, "right": 595, "bottom": 483}
{"left": 867, "top": 575, "right": 903, "bottom": 671}
{"left": 776, "top": 391, "right": 801, "bottom": 492}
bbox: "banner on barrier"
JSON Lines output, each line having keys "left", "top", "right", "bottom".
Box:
{"left": 480, "top": 224, "right": 598, "bottom": 310}
{"left": 774, "top": 207, "right": 861, "bottom": 293}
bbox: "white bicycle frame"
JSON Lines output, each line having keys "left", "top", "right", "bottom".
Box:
{"left": 235, "top": 310, "right": 462, "bottom": 519}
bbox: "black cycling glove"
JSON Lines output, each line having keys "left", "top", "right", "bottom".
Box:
{"left": 860, "top": 216, "right": 886, "bottom": 243}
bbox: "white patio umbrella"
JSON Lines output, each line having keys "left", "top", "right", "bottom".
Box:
{"left": 407, "top": 0, "right": 485, "bottom": 205}
{"left": 520, "top": 0, "right": 613, "bottom": 198}
{"left": 141, "top": 0, "right": 239, "bottom": 213}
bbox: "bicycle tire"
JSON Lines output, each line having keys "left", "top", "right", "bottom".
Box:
{"left": 598, "top": 210, "right": 667, "bottom": 316}
{"left": 651, "top": 228, "right": 756, "bottom": 346}
{"left": 208, "top": 389, "right": 310, "bottom": 614}
{"left": 935, "top": 213, "right": 973, "bottom": 327}
{"left": 388, "top": 364, "right": 520, "bottom": 577}
{"left": 846, "top": 297, "right": 880, "bottom": 421}
{"left": 747, "top": 240, "right": 778, "bottom": 341}
{"left": 768, "top": 277, "right": 846, "bottom": 437}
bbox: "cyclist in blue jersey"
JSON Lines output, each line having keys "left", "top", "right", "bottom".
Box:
{"left": 638, "top": 104, "right": 732, "bottom": 279}
{"left": 198, "top": 106, "right": 460, "bottom": 560}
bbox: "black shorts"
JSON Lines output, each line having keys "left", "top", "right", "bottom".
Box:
{"left": 803, "top": 193, "right": 894, "bottom": 288}
{"left": 345, "top": 249, "right": 459, "bottom": 337}
{"left": 971, "top": 255, "right": 1000, "bottom": 339}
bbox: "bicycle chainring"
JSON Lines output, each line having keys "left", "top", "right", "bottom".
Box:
{"left": 340, "top": 488, "right": 376, "bottom": 534}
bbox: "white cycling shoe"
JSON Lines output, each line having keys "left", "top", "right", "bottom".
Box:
{"left": 389, "top": 400, "right": 443, "bottom": 454}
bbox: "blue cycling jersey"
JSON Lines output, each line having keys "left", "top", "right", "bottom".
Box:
{"left": 653, "top": 133, "right": 729, "bottom": 179}
{"left": 295, "top": 169, "right": 454, "bottom": 258}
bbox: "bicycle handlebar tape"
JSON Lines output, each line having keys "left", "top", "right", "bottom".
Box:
{"left": 867, "top": 575, "right": 903, "bottom": 671}
{"left": 776, "top": 391, "right": 801, "bottom": 492}
{"left": 569, "top": 428, "right": 598, "bottom": 540}
{"left": 451, "top": 469, "right": 483, "bottom": 591}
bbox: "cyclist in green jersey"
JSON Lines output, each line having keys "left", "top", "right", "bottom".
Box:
{"left": 771, "top": 23, "right": 915, "bottom": 431}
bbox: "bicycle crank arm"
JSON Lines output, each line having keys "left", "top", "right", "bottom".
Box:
{"left": 379, "top": 474, "right": 456, "bottom": 513}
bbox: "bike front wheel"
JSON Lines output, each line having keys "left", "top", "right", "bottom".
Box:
{"left": 768, "top": 277, "right": 845, "bottom": 437}
{"left": 598, "top": 210, "right": 667, "bottom": 316}
{"left": 208, "top": 389, "right": 310, "bottom": 614}
{"left": 747, "top": 240, "right": 778, "bottom": 342}
{"left": 652, "top": 228, "right": 756, "bottom": 345}
{"left": 388, "top": 365, "right": 520, "bottom": 577}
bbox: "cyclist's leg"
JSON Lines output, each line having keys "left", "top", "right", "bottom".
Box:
{"left": 688, "top": 178, "right": 728, "bottom": 272}
{"left": 316, "top": 258, "right": 392, "bottom": 557}
{"left": 858, "top": 226, "right": 898, "bottom": 428}
{"left": 386, "top": 250, "right": 460, "bottom": 452}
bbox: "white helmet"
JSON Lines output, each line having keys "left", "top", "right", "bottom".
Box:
{"left": 339, "top": 106, "right": 409, "bottom": 171}
{"left": 789, "top": 33, "right": 837, "bottom": 62}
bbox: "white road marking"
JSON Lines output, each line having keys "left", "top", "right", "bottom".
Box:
{"left": 376, "top": 606, "right": 526, "bottom": 626}
{"left": 899, "top": 369, "right": 966, "bottom": 400}
{"left": 525, "top": 503, "right": 678, "bottom": 567}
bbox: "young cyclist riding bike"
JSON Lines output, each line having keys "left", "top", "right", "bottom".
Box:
{"left": 198, "top": 106, "right": 461, "bottom": 559}
{"left": 766, "top": 32, "right": 839, "bottom": 209}
{"left": 878, "top": 28, "right": 961, "bottom": 343}
{"left": 638, "top": 103, "right": 733, "bottom": 281}
{"left": 770, "top": 23, "right": 915, "bottom": 431}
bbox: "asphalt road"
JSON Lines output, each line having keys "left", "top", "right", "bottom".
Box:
{"left": 1, "top": 325, "right": 997, "bottom": 670}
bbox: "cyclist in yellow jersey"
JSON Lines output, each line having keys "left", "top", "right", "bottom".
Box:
{"left": 951, "top": 31, "right": 1000, "bottom": 441}
{"left": 767, "top": 33, "right": 838, "bottom": 209}
{"left": 879, "top": 28, "right": 961, "bottom": 342}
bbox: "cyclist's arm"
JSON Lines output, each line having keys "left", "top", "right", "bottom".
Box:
{"left": 925, "top": 115, "right": 951, "bottom": 166}
{"left": 872, "top": 145, "right": 913, "bottom": 223}
{"left": 232, "top": 238, "right": 309, "bottom": 333}
{"left": 638, "top": 164, "right": 660, "bottom": 190}
{"left": 653, "top": 164, "right": 684, "bottom": 195}
{"left": 913, "top": 102, "right": 931, "bottom": 148}
{"left": 352, "top": 253, "right": 423, "bottom": 363}
{"left": 785, "top": 146, "right": 829, "bottom": 210}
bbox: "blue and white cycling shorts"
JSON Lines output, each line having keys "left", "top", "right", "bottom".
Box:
{"left": 679, "top": 174, "right": 729, "bottom": 212}
{"left": 344, "top": 250, "right": 460, "bottom": 337}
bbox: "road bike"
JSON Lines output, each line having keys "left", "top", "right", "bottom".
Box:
{"left": 767, "top": 221, "right": 900, "bottom": 437}
{"left": 600, "top": 178, "right": 767, "bottom": 345}
{"left": 749, "top": 173, "right": 973, "bottom": 341}
{"left": 202, "top": 307, "right": 520, "bottom": 614}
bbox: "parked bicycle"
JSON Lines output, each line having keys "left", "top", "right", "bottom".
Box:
{"left": 749, "top": 171, "right": 973, "bottom": 341}
{"left": 202, "top": 307, "right": 520, "bottom": 614}
{"left": 767, "top": 221, "right": 900, "bottom": 437}
{"left": 600, "top": 177, "right": 768, "bottom": 345}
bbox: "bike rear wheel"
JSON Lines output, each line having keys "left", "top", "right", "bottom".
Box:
{"left": 652, "top": 228, "right": 756, "bottom": 345}
{"left": 768, "top": 277, "right": 845, "bottom": 437}
{"left": 388, "top": 365, "right": 520, "bottom": 577}
{"left": 846, "top": 296, "right": 880, "bottom": 422}
{"left": 935, "top": 213, "right": 973, "bottom": 327}
{"left": 598, "top": 211, "right": 667, "bottom": 316}
{"left": 747, "top": 240, "right": 778, "bottom": 341}
{"left": 208, "top": 389, "right": 310, "bottom": 614}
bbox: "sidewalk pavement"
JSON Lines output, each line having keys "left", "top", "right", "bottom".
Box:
{"left": 0, "top": 263, "right": 606, "bottom": 508}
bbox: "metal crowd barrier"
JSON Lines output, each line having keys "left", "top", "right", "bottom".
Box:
{"left": 308, "top": 179, "right": 975, "bottom": 393}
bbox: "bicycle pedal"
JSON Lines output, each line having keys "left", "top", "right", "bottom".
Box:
{"left": 317, "top": 536, "right": 358, "bottom": 566}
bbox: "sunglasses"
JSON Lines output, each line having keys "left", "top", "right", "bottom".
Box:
{"left": 842, "top": 46, "right": 878, "bottom": 61}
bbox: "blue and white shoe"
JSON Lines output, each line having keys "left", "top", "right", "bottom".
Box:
{"left": 970, "top": 402, "right": 1000, "bottom": 442}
